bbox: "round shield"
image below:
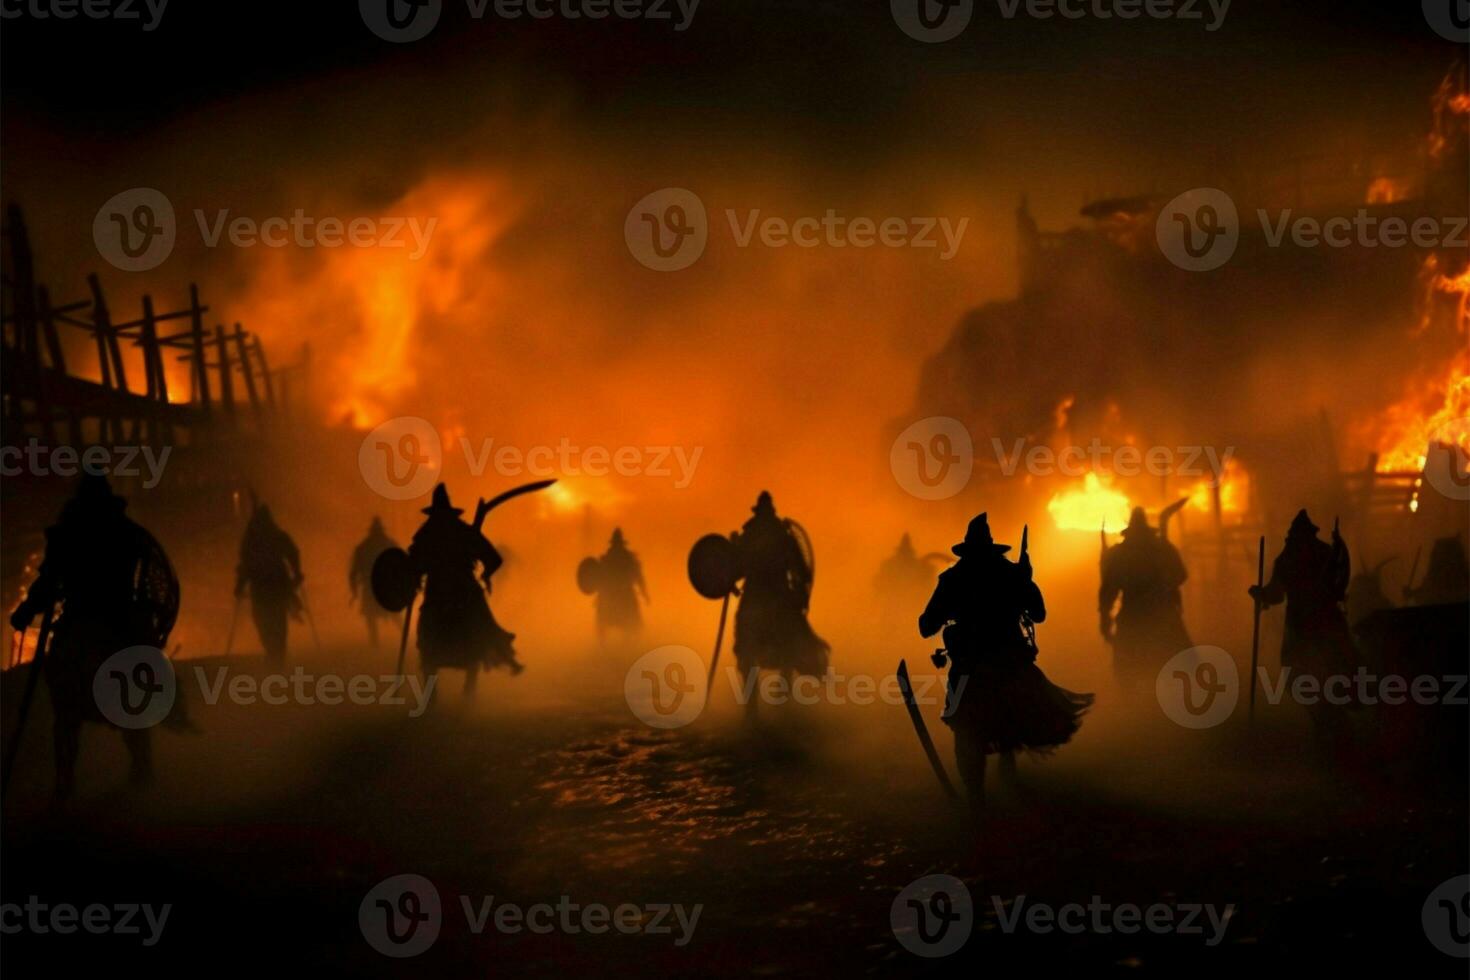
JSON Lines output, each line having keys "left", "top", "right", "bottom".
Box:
{"left": 687, "top": 533, "right": 739, "bottom": 599}
{"left": 576, "top": 556, "right": 602, "bottom": 596}
{"left": 371, "top": 547, "right": 419, "bottom": 613}
{"left": 134, "top": 527, "right": 180, "bottom": 646}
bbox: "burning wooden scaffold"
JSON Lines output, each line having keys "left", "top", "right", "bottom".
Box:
{"left": 0, "top": 204, "right": 310, "bottom": 449}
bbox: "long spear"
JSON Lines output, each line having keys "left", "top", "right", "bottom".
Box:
{"left": 706, "top": 592, "right": 731, "bottom": 692}
{"left": 1249, "top": 535, "right": 1265, "bottom": 722}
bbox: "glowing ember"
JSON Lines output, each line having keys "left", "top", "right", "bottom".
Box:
{"left": 1047, "top": 472, "right": 1132, "bottom": 532}
{"left": 1365, "top": 176, "right": 1412, "bottom": 205}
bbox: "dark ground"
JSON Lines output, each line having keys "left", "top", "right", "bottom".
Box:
{"left": 2, "top": 642, "right": 1466, "bottom": 977}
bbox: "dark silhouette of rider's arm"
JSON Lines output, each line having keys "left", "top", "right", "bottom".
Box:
{"left": 1250, "top": 553, "right": 1288, "bottom": 607}
{"left": 9, "top": 532, "right": 61, "bottom": 629}
{"left": 918, "top": 571, "right": 956, "bottom": 638}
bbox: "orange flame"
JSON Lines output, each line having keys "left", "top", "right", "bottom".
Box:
{"left": 1047, "top": 472, "right": 1132, "bottom": 532}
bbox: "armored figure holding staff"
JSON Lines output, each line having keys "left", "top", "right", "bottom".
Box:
{"left": 1249, "top": 509, "right": 1357, "bottom": 750}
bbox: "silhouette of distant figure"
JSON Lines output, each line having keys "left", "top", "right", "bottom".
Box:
{"left": 349, "top": 517, "right": 400, "bottom": 649}
{"left": 1346, "top": 556, "right": 1396, "bottom": 628}
{"left": 8, "top": 475, "right": 182, "bottom": 800}
{"left": 870, "top": 531, "right": 940, "bottom": 625}
{"left": 919, "top": 513, "right": 1092, "bottom": 808}
{"left": 409, "top": 483, "right": 522, "bottom": 696}
{"left": 1404, "top": 534, "right": 1470, "bottom": 607}
{"left": 1099, "top": 506, "right": 1192, "bottom": 685}
{"left": 590, "top": 528, "right": 648, "bottom": 647}
{"left": 235, "top": 502, "right": 303, "bottom": 663}
{"left": 1249, "top": 509, "right": 1356, "bottom": 749}
{"left": 730, "top": 491, "right": 829, "bottom": 720}
{"left": 876, "top": 533, "right": 937, "bottom": 593}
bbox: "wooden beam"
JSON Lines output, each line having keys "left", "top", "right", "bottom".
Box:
{"left": 188, "top": 283, "right": 211, "bottom": 416}
{"left": 252, "top": 337, "right": 275, "bottom": 408}
{"left": 214, "top": 324, "right": 236, "bottom": 419}
{"left": 231, "top": 325, "right": 261, "bottom": 419}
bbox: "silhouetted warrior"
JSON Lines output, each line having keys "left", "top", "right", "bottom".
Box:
{"left": 349, "top": 517, "right": 400, "bottom": 648}
{"left": 409, "top": 484, "right": 522, "bottom": 695}
{"left": 919, "top": 513, "right": 1091, "bottom": 807}
{"left": 731, "top": 491, "right": 829, "bottom": 719}
{"left": 1404, "top": 534, "right": 1470, "bottom": 607}
{"left": 1249, "top": 509, "right": 1356, "bottom": 748}
{"left": 8, "top": 475, "right": 182, "bottom": 800}
{"left": 235, "top": 503, "right": 303, "bottom": 663}
{"left": 593, "top": 528, "right": 648, "bottom": 646}
{"left": 1099, "top": 506, "right": 1192, "bottom": 685}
